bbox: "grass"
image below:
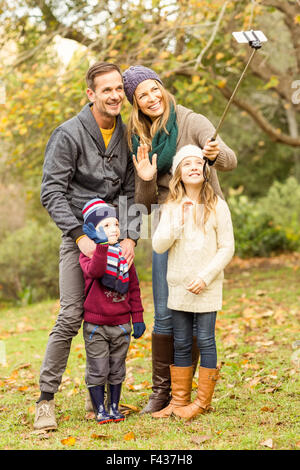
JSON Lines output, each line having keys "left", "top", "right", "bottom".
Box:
{"left": 0, "top": 254, "right": 299, "bottom": 450}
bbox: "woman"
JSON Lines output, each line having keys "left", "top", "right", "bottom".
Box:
{"left": 122, "top": 65, "right": 237, "bottom": 414}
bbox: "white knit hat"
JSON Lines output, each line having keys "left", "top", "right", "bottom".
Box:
{"left": 171, "top": 145, "right": 204, "bottom": 175}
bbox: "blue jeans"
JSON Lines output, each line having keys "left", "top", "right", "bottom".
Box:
{"left": 172, "top": 310, "right": 217, "bottom": 368}
{"left": 152, "top": 250, "right": 197, "bottom": 336}
{"left": 152, "top": 251, "right": 173, "bottom": 335}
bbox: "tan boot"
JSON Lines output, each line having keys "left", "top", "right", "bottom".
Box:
{"left": 34, "top": 400, "right": 57, "bottom": 431}
{"left": 173, "top": 366, "right": 219, "bottom": 420}
{"left": 152, "top": 365, "right": 193, "bottom": 418}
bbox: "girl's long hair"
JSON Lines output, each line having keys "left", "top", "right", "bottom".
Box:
{"left": 127, "top": 81, "right": 176, "bottom": 150}
{"left": 166, "top": 162, "right": 218, "bottom": 229}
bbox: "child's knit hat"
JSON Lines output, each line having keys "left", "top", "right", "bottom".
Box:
{"left": 82, "top": 198, "right": 117, "bottom": 227}
{"left": 123, "top": 65, "right": 163, "bottom": 104}
{"left": 171, "top": 145, "right": 204, "bottom": 175}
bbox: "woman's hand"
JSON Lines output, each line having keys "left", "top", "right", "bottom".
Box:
{"left": 202, "top": 138, "right": 220, "bottom": 161}
{"left": 132, "top": 144, "right": 157, "bottom": 181}
{"left": 186, "top": 278, "right": 206, "bottom": 294}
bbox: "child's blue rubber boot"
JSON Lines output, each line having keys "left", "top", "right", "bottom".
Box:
{"left": 109, "top": 383, "right": 125, "bottom": 422}
{"left": 89, "top": 385, "right": 113, "bottom": 424}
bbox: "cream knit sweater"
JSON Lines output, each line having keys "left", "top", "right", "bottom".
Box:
{"left": 152, "top": 196, "right": 235, "bottom": 313}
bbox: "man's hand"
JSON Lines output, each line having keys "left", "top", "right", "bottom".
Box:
{"left": 119, "top": 238, "right": 135, "bottom": 268}
{"left": 202, "top": 138, "right": 220, "bottom": 161}
{"left": 186, "top": 278, "right": 206, "bottom": 295}
{"left": 77, "top": 235, "right": 96, "bottom": 259}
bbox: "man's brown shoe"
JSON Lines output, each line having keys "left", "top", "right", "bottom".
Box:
{"left": 34, "top": 400, "right": 57, "bottom": 431}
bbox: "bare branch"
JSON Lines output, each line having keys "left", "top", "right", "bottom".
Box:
{"left": 217, "top": 85, "right": 300, "bottom": 146}
{"left": 260, "top": 0, "right": 300, "bottom": 71}
{"left": 194, "top": 1, "right": 229, "bottom": 69}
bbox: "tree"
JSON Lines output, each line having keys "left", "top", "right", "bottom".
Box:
{"left": 1, "top": 0, "right": 299, "bottom": 187}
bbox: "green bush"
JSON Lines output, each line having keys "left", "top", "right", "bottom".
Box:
{"left": 228, "top": 177, "right": 300, "bottom": 257}
{"left": 134, "top": 238, "right": 152, "bottom": 282}
{"left": 0, "top": 220, "right": 61, "bottom": 303}
{"left": 259, "top": 176, "right": 300, "bottom": 237}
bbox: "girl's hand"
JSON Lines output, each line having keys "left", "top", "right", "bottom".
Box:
{"left": 202, "top": 139, "right": 220, "bottom": 161}
{"left": 186, "top": 278, "right": 206, "bottom": 294}
{"left": 181, "top": 201, "right": 194, "bottom": 224}
{"left": 132, "top": 144, "right": 157, "bottom": 181}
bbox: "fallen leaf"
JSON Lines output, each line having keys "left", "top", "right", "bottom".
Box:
{"left": 123, "top": 431, "right": 135, "bottom": 441}
{"left": 120, "top": 403, "right": 140, "bottom": 411}
{"left": 30, "top": 430, "right": 50, "bottom": 439}
{"left": 260, "top": 438, "right": 273, "bottom": 449}
{"left": 260, "top": 406, "right": 276, "bottom": 413}
{"left": 27, "top": 406, "right": 36, "bottom": 415}
{"left": 60, "top": 415, "right": 70, "bottom": 422}
{"left": 264, "top": 382, "right": 282, "bottom": 393}
{"left": 18, "top": 386, "right": 28, "bottom": 392}
{"left": 119, "top": 403, "right": 140, "bottom": 414}
{"left": 16, "top": 363, "right": 31, "bottom": 370}
{"left": 85, "top": 411, "right": 95, "bottom": 420}
{"left": 255, "top": 290, "right": 267, "bottom": 296}
{"left": 91, "top": 433, "right": 112, "bottom": 440}
{"left": 191, "top": 435, "right": 211, "bottom": 445}
{"left": 31, "top": 430, "right": 47, "bottom": 435}
{"left": 61, "top": 436, "right": 76, "bottom": 446}
{"left": 127, "top": 381, "right": 151, "bottom": 391}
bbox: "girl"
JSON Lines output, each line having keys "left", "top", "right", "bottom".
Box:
{"left": 151, "top": 145, "right": 235, "bottom": 419}
{"left": 123, "top": 65, "right": 237, "bottom": 414}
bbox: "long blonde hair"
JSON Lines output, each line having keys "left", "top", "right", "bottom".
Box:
{"left": 127, "top": 81, "right": 176, "bottom": 150}
{"left": 167, "top": 161, "right": 217, "bottom": 229}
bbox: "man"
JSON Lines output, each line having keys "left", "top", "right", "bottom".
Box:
{"left": 34, "top": 62, "right": 139, "bottom": 430}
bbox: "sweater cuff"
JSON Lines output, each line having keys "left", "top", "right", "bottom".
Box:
{"left": 131, "top": 311, "right": 144, "bottom": 323}
{"left": 69, "top": 226, "right": 84, "bottom": 242}
{"left": 198, "top": 270, "right": 217, "bottom": 287}
{"left": 213, "top": 149, "right": 228, "bottom": 170}
{"left": 207, "top": 156, "right": 218, "bottom": 166}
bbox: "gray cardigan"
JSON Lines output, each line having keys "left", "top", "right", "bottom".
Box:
{"left": 41, "top": 104, "right": 139, "bottom": 241}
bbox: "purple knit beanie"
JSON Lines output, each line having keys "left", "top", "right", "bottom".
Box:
{"left": 123, "top": 65, "right": 163, "bottom": 104}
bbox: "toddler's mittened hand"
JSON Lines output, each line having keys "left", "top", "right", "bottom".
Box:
{"left": 132, "top": 322, "right": 146, "bottom": 339}
{"left": 83, "top": 223, "right": 108, "bottom": 244}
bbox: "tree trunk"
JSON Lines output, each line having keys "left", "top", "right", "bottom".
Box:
{"left": 285, "top": 105, "right": 300, "bottom": 181}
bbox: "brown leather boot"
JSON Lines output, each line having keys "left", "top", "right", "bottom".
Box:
{"left": 173, "top": 366, "right": 219, "bottom": 420}
{"left": 152, "top": 365, "right": 193, "bottom": 418}
{"left": 192, "top": 336, "right": 200, "bottom": 375}
{"left": 140, "top": 333, "right": 174, "bottom": 414}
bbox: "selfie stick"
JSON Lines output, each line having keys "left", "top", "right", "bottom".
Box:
{"left": 203, "top": 30, "right": 268, "bottom": 180}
